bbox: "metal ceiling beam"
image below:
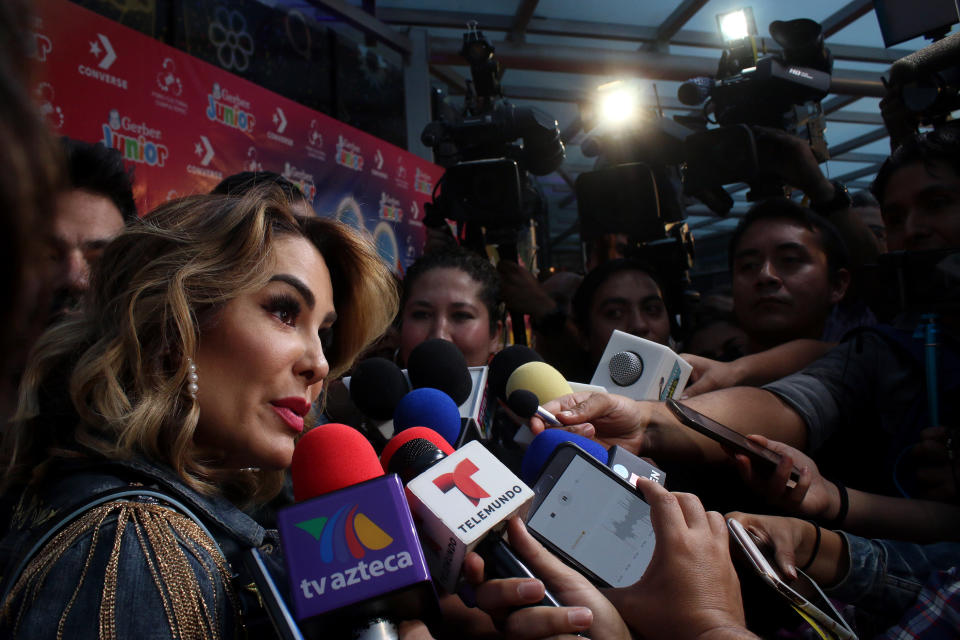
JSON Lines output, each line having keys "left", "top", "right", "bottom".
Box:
{"left": 509, "top": 0, "right": 539, "bottom": 42}
{"left": 307, "top": 0, "right": 412, "bottom": 55}
{"left": 820, "top": 0, "right": 874, "bottom": 38}
{"left": 376, "top": 9, "right": 912, "bottom": 63}
{"left": 828, "top": 126, "right": 888, "bottom": 157}
{"left": 824, "top": 110, "right": 883, "bottom": 125}
{"left": 822, "top": 95, "right": 860, "bottom": 114}
{"left": 835, "top": 162, "right": 884, "bottom": 182}
{"left": 427, "top": 37, "right": 884, "bottom": 95}
{"left": 831, "top": 151, "right": 888, "bottom": 163}
{"left": 643, "top": 0, "right": 711, "bottom": 51}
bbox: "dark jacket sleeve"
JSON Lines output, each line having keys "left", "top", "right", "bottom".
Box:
{"left": 0, "top": 500, "right": 240, "bottom": 640}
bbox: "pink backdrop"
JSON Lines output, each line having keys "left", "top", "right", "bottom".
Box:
{"left": 30, "top": 0, "right": 442, "bottom": 273}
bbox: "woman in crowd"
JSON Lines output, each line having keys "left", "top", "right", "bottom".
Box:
{"left": 397, "top": 247, "right": 503, "bottom": 368}
{"left": 0, "top": 188, "right": 397, "bottom": 637}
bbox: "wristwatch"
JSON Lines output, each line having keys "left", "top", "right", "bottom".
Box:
{"left": 810, "top": 180, "right": 852, "bottom": 216}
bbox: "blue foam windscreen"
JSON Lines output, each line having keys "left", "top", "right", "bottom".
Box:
{"left": 392, "top": 387, "right": 462, "bottom": 447}
{"left": 521, "top": 429, "right": 609, "bottom": 486}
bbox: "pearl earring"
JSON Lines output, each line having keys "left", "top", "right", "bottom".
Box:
{"left": 187, "top": 358, "right": 199, "bottom": 399}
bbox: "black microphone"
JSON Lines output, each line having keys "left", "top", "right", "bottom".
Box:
{"left": 488, "top": 345, "right": 543, "bottom": 403}
{"left": 349, "top": 357, "right": 410, "bottom": 421}
{"left": 406, "top": 338, "right": 473, "bottom": 406}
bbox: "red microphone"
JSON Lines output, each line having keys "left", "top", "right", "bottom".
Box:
{"left": 291, "top": 423, "right": 385, "bottom": 502}
{"left": 279, "top": 423, "right": 438, "bottom": 639}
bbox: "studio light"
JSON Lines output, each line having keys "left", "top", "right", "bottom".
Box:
{"left": 597, "top": 80, "right": 641, "bottom": 127}
{"left": 716, "top": 8, "right": 757, "bottom": 44}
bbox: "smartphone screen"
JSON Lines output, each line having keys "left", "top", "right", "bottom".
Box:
{"left": 526, "top": 450, "right": 656, "bottom": 587}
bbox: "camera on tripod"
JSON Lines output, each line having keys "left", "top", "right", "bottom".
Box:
{"left": 420, "top": 24, "right": 564, "bottom": 236}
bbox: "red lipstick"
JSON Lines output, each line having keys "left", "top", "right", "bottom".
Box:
{"left": 271, "top": 397, "right": 312, "bottom": 433}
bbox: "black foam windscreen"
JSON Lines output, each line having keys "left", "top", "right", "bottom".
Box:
{"left": 506, "top": 389, "right": 539, "bottom": 420}
{"left": 488, "top": 345, "right": 543, "bottom": 402}
{"left": 349, "top": 357, "right": 409, "bottom": 421}
{"left": 889, "top": 31, "right": 960, "bottom": 85}
{"left": 407, "top": 339, "right": 473, "bottom": 406}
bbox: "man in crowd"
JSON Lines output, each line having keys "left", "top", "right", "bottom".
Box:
{"left": 541, "top": 124, "right": 960, "bottom": 501}
{"left": 729, "top": 199, "right": 850, "bottom": 353}
{"left": 47, "top": 138, "right": 136, "bottom": 319}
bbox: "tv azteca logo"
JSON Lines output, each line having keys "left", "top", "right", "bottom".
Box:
{"left": 433, "top": 459, "right": 490, "bottom": 506}
{"left": 296, "top": 503, "right": 392, "bottom": 562}
{"left": 296, "top": 504, "right": 415, "bottom": 599}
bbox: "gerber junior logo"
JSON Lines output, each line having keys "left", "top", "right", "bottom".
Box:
{"left": 433, "top": 459, "right": 490, "bottom": 506}
{"left": 295, "top": 503, "right": 392, "bottom": 563}
{"left": 101, "top": 109, "right": 169, "bottom": 167}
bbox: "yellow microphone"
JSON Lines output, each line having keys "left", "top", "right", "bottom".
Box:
{"left": 505, "top": 361, "right": 573, "bottom": 406}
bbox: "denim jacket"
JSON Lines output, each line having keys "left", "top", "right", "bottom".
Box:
{"left": 826, "top": 531, "right": 960, "bottom": 630}
{"left": 0, "top": 456, "right": 284, "bottom": 639}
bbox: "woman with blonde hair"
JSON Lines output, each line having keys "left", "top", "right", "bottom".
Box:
{"left": 0, "top": 187, "right": 397, "bottom": 638}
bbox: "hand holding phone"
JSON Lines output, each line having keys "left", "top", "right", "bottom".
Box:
{"left": 525, "top": 443, "right": 657, "bottom": 588}
{"left": 727, "top": 518, "right": 856, "bottom": 639}
{"left": 667, "top": 399, "right": 801, "bottom": 487}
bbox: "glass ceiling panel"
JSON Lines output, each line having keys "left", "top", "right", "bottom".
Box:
{"left": 683, "top": 0, "right": 839, "bottom": 36}
{"left": 534, "top": 0, "right": 678, "bottom": 27}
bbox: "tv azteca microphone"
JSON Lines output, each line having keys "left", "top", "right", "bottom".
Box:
{"left": 380, "top": 428, "right": 556, "bottom": 604}
{"left": 278, "top": 423, "right": 439, "bottom": 639}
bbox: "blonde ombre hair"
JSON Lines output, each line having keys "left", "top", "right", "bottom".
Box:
{"left": 1, "top": 187, "right": 397, "bottom": 503}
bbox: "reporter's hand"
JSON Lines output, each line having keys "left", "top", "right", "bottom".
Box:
{"left": 752, "top": 126, "right": 834, "bottom": 202}
{"left": 505, "top": 517, "right": 630, "bottom": 639}
{"left": 462, "top": 521, "right": 622, "bottom": 640}
{"left": 731, "top": 435, "right": 841, "bottom": 520}
{"left": 533, "top": 392, "right": 651, "bottom": 455}
{"left": 724, "top": 512, "right": 816, "bottom": 580}
{"left": 680, "top": 354, "right": 743, "bottom": 398}
{"left": 605, "top": 479, "right": 754, "bottom": 640}
{"left": 909, "top": 426, "right": 960, "bottom": 502}
{"left": 398, "top": 620, "right": 437, "bottom": 639}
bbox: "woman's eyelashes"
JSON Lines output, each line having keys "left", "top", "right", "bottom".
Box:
{"left": 265, "top": 293, "right": 302, "bottom": 326}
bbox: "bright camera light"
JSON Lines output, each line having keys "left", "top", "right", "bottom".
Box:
{"left": 597, "top": 81, "right": 640, "bottom": 126}
{"left": 716, "top": 8, "right": 756, "bottom": 42}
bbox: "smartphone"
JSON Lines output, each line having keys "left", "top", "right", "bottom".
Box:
{"left": 525, "top": 443, "right": 656, "bottom": 588}
{"left": 727, "top": 518, "right": 857, "bottom": 640}
{"left": 666, "top": 399, "right": 801, "bottom": 486}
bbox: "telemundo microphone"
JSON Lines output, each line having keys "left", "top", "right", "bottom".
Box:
{"left": 380, "top": 428, "right": 558, "bottom": 606}
{"left": 278, "top": 423, "right": 439, "bottom": 639}
{"left": 521, "top": 429, "right": 666, "bottom": 489}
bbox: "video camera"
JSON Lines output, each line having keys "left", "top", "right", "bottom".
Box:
{"left": 678, "top": 17, "right": 832, "bottom": 200}
{"left": 420, "top": 24, "right": 564, "bottom": 240}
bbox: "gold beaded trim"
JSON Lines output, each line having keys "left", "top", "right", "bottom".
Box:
{"left": 1, "top": 500, "right": 239, "bottom": 640}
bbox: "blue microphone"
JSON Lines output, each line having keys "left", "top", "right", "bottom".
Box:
{"left": 392, "top": 388, "right": 462, "bottom": 447}
{"left": 520, "top": 430, "right": 609, "bottom": 486}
